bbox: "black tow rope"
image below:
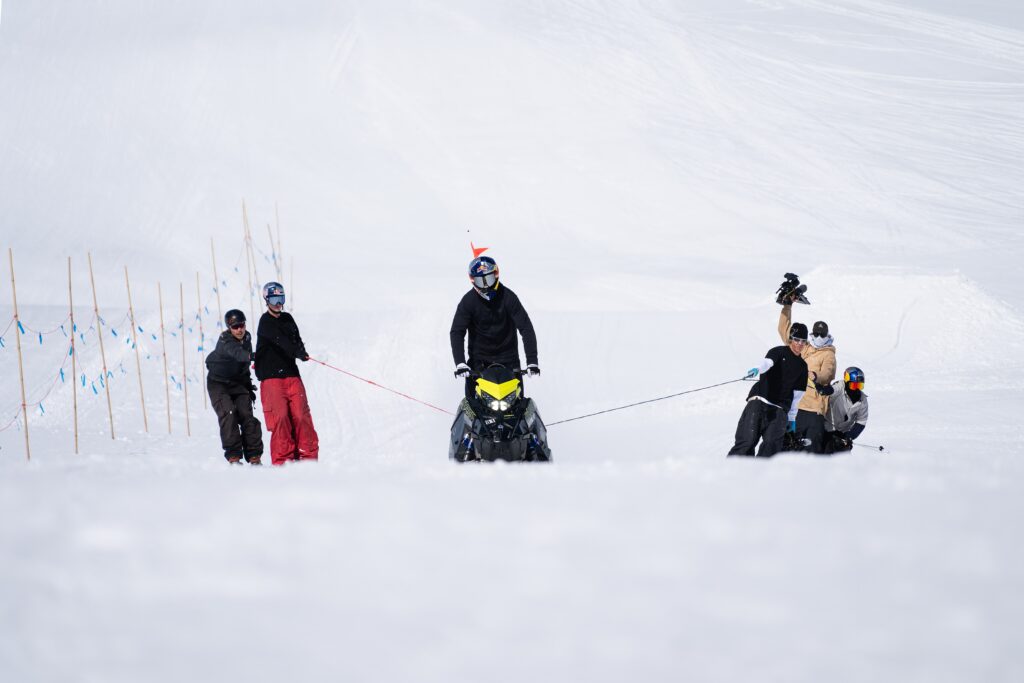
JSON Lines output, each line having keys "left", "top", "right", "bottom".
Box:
{"left": 547, "top": 377, "right": 748, "bottom": 427}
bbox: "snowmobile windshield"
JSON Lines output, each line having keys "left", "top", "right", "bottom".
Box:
{"left": 472, "top": 272, "right": 498, "bottom": 289}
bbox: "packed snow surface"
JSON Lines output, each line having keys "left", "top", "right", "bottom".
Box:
{"left": 1, "top": 1, "right": 1023, "bottom": 681}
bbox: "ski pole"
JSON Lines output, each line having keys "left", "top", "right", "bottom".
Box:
{"left": 854, "top": 442, "right": 886, "bottom": 452}
{"left": 307, "top": 357, "right": 454, "bottom": 416}
{"left": 547, "top": 377, "right": 748, "bottom": 427}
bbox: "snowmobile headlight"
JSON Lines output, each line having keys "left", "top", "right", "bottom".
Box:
{"left": 487, "top": 399, "right": 511, "bottom": 412}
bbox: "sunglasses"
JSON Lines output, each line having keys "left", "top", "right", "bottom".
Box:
{"left": 790, "top": 338, "right": 808, "bottom": 345}
{"left": 472, "top": 272, "right": 498, "bottom": 289}
{"left": 229, "top": 322, "right": 246, "bottom": 330}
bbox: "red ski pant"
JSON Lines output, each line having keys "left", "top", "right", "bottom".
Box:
{"left": 260, "top": 377, "right": 319, "bottom": 465}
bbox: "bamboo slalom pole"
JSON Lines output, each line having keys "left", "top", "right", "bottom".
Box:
{"left": 8, "top": 249, "right": 30, "bottom": 461}
{"left": 179, "top": 283, "right": 191, "bottom": 436}
{"left": 125, "top": 266, "right": 148, "bottom": 433}
{"left": 267, "top": 223, "right": 280, "bottom": 281}
{"left": 87, "top": 253, "right": 116, "bottom": 440}
{"left": 196, "top": 272, "right": 206, "bottom": 409}
{"left": 210, "top": 238, "right": 223, "bottom": 330}
{"left": 275, "top": 202, "right": 283, "bottom": 282}
{"left": 158, "top": 283, "right": 171, "bottom": 434}
{"left": 290, "top": 257, "right": 294, "bottom": 311}
{"left": 242, "top": 201, "right": 256, "bottom": 326}
{"left": 68, "top": 257, "right": 78, "bottom": 454}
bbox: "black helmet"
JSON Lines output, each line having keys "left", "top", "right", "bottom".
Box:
{"left": 225, "top": 309, "right": 246, "bottom": 328}
{"left": 789, "top": 322, "right": 808, "bottom": 341}
{"left": 812, "top": 321, "right": 829, "bottom": 337}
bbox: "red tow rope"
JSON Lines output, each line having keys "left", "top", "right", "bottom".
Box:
{"left": 308, "top": 357, "right": 454, "bottom": 416}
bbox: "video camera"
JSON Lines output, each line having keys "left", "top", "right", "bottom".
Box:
{"left": 776, "top": 272, "right": 810, "bottom": 305}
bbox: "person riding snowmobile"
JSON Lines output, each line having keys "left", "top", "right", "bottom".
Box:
{"left": 449, "top": 255, "right": 540, "bottom": 399}
{"left": 448, "top": 255, "right": 550, "bottom": 461}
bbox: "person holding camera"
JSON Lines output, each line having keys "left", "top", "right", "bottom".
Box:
{"left": 776, "top": 275, "right": 836, "bottom": 453}
{"left": 205, "top": 309, "right": 263, "bottom": 465}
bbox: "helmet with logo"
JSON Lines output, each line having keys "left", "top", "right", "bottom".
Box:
{"left": 468, "top": 256, "right": 499, "bottom": 300}
{"left": 262, "top": 281, "right": 285, "bottom": 311}
{"left": 844, "top": 366, "right": 865, "bottom": 392}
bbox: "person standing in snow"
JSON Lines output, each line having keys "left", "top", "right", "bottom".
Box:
{"left": 254, "top": 282, "right": 319, "bottom": 465}
{"left": 728, "top": 323, "right": 810, "bottom": 457}
{"left": 778, "top": 303, "right": 836, "bottom": 452}
{"left": 205, "top": 309, "right": 264, "bottom": 465}
{"left": 821, "top": 367, "right": 870, "bottom": 453}
{"left": 450, "top": 255, "right": 539, "bottom": 400}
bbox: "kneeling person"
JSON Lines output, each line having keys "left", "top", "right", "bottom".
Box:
{"left": 728, "top": 324, "right": 810, "bottom": 458}
{"left": 822, "top": 367, "right": 869, "bottom": 453}
{"left": 206, "top": 310, "right": 263, "bottom": 464}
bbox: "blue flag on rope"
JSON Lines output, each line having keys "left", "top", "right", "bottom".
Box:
{"left": 92, "top": 383, "right": 98, "bottom": 395}
{"left": 69, "top": 346, "right": 74, "bottom": 356}
{"left": 39, "top": 333, "right": 43, "bottom": 345}
{"left": 61, "top": 325, "right": 68, "bottom": 337}
{"left": 60, "top": 369, "right": 65, "bottom": 383}
{"left": 99, "top": 375, "right": 105, "bottom": 388}
{"left": 81, "top": 374, "right": 86, "bottom": 387}
{"left": 39, "top": 403, "right": 45, "bottom": 415}
{"left": 1, "top": 337, "right": 5, "bottom": 348}
{"left": 112, "top": 329, "right": 118, "bottom": 337}
{"left": 18, "top": 321, "right": 25, "bottom": 334}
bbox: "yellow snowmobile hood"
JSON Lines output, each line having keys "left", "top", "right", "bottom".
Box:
{"left": 475, "top": 377, "right": 521, "bottom": 401}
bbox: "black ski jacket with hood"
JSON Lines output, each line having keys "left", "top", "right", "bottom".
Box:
{"left": 206, "top": 331, "right": 255, "bottom": 390}
{"left": 449, "top": 284, "right": 538, "bottom": 368}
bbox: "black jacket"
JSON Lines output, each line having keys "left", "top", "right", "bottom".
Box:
{"left": 747, "top": 345, "right": 808, "bottom": 407}
{"left": 205, "top": 331, "right": 255, "bottom": 389}
{"left": 450, "top": 284, "right": 538, "bottom": 367}
{"left": 254, "top": 311, "right": 308, "bottom": 381}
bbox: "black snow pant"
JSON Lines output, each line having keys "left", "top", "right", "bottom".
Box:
{"left": 795, "top": 409, "right": 827, "bottom": 453}
{"left": 208, "top": 379, "right": 264, "bottom": 462}
{"left": 728, "top": 399, "right": 787, "bottom": 457}
{"left": 822, "top": 431, "right": 854, "bottom": 454}
{"left": 464, "top": 358, "right": 523, "bottom": 401}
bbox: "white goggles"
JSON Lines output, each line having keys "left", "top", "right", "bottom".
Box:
{"left": 472, "top": 273, "right": 497, "bottom": 289}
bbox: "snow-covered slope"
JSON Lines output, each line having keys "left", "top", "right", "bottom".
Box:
{"left": 1, "top": 1, "right": 1022, "bottom": 681}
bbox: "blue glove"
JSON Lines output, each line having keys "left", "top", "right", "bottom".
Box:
{"left": 787, "top": 420, "right": 797, "bottom": 433}
{"left": 745, "top": 368, "right": 758, "bottom": 380}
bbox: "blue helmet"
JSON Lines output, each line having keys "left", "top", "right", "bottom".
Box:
{"left": 262, "top": 281, "right": 285, "bottom": 309}
{"left": 468, "top": 256, "right": 499, "bottom": 300}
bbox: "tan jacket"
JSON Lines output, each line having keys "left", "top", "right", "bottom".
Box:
{"left": 778, "top": 304, "right": 836, "bottom": 415}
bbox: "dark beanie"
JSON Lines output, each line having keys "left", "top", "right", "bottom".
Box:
{"left": 789, "top": 322, "right": 808, "bottom": 341}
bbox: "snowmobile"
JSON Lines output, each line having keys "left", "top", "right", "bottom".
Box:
{"left": 448, "top": 364, "right": 553, "bottom": 463}
{"left": 776, "top": 272, "right": 810, "bottom": 305}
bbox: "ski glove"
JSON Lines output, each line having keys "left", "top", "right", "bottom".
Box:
{"left": 526, "top": 364, "right": 541, "bottom": 377}
{"left": 787, "top": 420, "right": 797, "bottom": 433}
{"left": 454, "top": 363, "right": 471, "bottom": 379}
{"left": 745, "top": 368, "right": 759, "bottom": 380}
{"left": 814, "top": 382, "right": 834, "bottom": 396}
